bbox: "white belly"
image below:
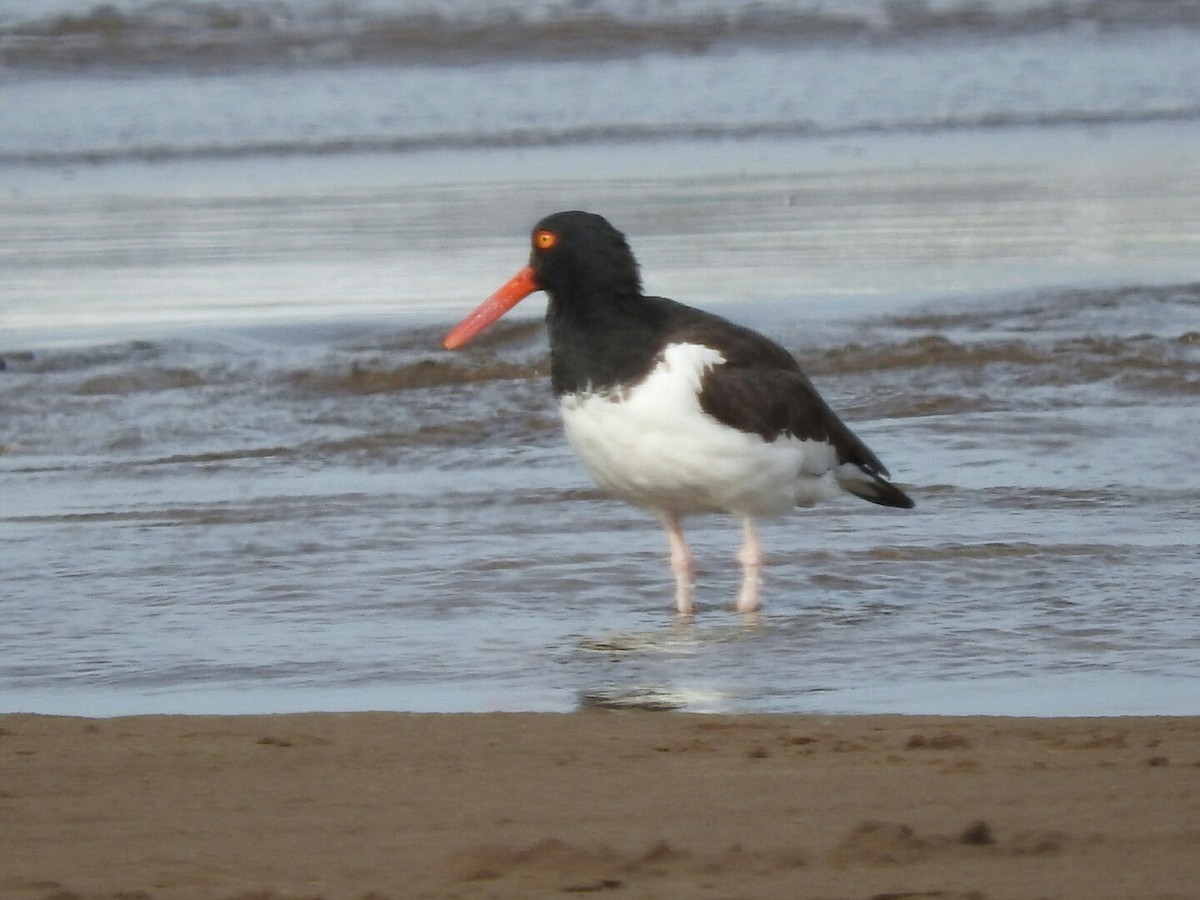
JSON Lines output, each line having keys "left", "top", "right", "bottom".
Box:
{"left": 558, "top": 343, "right": 842, "bottom": 517}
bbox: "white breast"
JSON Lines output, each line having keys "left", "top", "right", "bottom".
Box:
{"left": 558, "top": 343, "right": 843, "bottom": 517}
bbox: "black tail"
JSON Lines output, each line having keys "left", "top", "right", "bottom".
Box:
{"left": 840, "top": 471, "right": 915, "bottom": 509}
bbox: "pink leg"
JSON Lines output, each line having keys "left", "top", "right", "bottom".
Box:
{"left": 734, "top": 517, "right": 764, "bottom": 614}
{"left": 659, "top": 514, "right": 695, "bottom": 616}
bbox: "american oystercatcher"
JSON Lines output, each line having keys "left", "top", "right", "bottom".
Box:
{"left": 444, "top": 211, "right": 914, "bottom": 615}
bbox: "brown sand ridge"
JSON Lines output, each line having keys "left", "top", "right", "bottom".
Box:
{"left": 1, "top": 711, "right": 1198, "bottom": 899}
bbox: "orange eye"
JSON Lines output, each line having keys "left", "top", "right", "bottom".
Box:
{"left": 534, "top": 229, "right": 557, "bottom": 251}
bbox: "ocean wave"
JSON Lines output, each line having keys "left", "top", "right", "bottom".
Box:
{"left": 3, "top": 283, "right": 1196, "bottom": 479}
{"left": 5, "top": 104, "right": 1200, "bottom": 168}
{"left": 74, "top": 366, "right": 207, "bottom": 394}
{"left": 2, "top": 0, "right": 1199, "bottom": 71}
{"left": 810, "top": 330, "right": 1200, "bottom": 391}
{"left": 5, "top": 284, "right": 1196, "bottom": 410}
{"left": 287, "top": 356, "right": 546, "bottom": 394}
{"left": 864, "top": 285, "right": 1200, "bottom": 409}
{"left": 1, "top": 339, "right": 166, "bottom": 374}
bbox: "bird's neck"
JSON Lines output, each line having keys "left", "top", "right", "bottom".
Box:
{"left": 546, "top": 290, "right": 665, "bottom": 398}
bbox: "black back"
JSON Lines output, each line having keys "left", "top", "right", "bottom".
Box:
{"left": 530, "top": 211, "right": 913, "bottom": 507}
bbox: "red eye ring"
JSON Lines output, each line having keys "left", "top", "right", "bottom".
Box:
{"left": 534, "top": 230, "right": 557, "bottom": 250}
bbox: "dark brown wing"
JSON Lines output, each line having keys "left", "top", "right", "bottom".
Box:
{"left": 669, "top": 311, "right": 913, "bottom": 509}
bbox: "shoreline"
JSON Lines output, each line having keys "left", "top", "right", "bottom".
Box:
{"left": 5, "top": 666, "right": 1200, "bottom": 721}
{"left": 3, "top": 710, "right": 1198, "bottom": 899}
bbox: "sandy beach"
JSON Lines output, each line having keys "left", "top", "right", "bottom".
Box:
{"left": 2, "top": 711, "right": 1198, "bottom": 899}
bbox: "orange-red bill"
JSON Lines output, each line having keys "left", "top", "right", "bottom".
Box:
{"left": 442, "top": 266, "right": 540, "bottom": 350}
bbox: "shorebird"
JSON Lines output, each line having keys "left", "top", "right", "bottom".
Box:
{"left": 444, "top": 210, "right": 913, "bottom": 614}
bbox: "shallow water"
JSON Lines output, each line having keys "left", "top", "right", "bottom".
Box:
{"left": 2, "top": 0, "right": 1199, "bottom": 717}
{"left": 3, "top": 252, "right": 1198, "bottom": 716}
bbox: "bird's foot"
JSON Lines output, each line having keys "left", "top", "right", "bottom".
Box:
{"left": 674, "top": 581, "right": 696, "bottom": 617}
{"left": 733, "top": 518, "right": 764, "bottom": 614}
{"left": 661, "top": 514, "right": 696, "bottom": 617}
{"left": 732, "top": 579, "right": 761, "bottom": 615}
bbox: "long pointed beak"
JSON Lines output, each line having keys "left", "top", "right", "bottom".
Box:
{"left": 443, "top": 266, "right": 540, "bottom": 350}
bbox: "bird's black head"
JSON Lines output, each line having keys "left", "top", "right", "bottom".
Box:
{"left": 529, "top": 211, "right": 642, "bottom": 303}
{"left": 442, "top": 210, "right": 647, "bottom": 352}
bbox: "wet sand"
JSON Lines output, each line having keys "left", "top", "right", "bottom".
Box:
{"left": 2, "top": 712, "right": 1198, "bottom": 899}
